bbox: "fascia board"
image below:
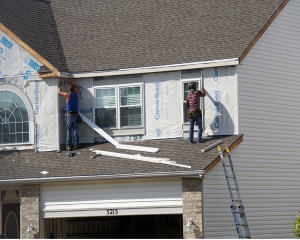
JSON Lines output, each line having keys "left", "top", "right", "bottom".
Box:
{"left": 0, "top": 170, "right": 204, "bottom": 185}
{"left": 70, "top": 59, "right": 239, "bottom": 78}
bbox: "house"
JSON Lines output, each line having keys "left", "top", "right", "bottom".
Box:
{"left": 0, "top": 0, "right": 299, "bottom": 238}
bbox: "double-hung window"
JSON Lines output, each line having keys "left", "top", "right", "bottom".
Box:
{"left": 95, "top": 84, "right": 143, "bottom": 129}
{"left": 182, "top": 80, "right": 200, "bottom": 123}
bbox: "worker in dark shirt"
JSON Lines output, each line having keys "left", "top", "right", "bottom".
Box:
{"left": 58, "top": 79, "right": 80, "bottom": 150}
{"left": 185, "top": 81, "right": 206, "bottom": 144}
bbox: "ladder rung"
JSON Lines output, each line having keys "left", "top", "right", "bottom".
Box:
{"left": 226, "top": 164, "right": 232, "bottom": 167}
{"left": 234, "top": 200, "right": 242, "bottom": 202}
{"left": 228, "top": 176, "right": 236, "bottom": 179}
{"left": 230, "top": 188, "right": 239, "bottom": 191}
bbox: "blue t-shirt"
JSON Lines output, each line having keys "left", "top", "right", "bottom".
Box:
{"left": 67, "top": 92, "right": 78, "bottom": 112}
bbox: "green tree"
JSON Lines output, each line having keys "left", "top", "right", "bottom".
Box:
{"left": 294, "top": 210, "right": 300, "bottom": 237}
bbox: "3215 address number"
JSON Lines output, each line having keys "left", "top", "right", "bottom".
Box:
{"left": 107, "top": 209, "right": 118, "bottom": 215}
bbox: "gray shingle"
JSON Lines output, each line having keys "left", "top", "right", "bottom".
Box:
{"left": 0, "top": 0, "right": 285, "bottom": 73}
{"left": 0, "top": 135, "right": 242, "bottom": 182}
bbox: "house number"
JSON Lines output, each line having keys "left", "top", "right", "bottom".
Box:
{"left": 107, "top": 209, "right": 118, "bottom": 215}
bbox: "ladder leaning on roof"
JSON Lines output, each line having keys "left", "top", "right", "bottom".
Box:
{"left": 217, "top": 145, "right": 251, "bottom": 239}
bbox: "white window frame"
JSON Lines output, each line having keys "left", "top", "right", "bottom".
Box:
{"left": 182, "top": 78, "right": 201, "bottom": 124}
{"left": 94, "top": 83, "right": 144, "bottom": 130}
{"left": 0, "top": 86, "right": 34, "bottom": 146}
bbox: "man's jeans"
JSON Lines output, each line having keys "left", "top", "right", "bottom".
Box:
{"left": 189, "top": 115, "right": 203, "bottom": 143}
{"left": 65, "top": 113, "right": 79, "bottom": 147}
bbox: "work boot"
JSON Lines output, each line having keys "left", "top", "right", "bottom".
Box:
{"left": 74, "top": 146, "right": 79, "bottom": 150}
{"left": 66, "top": 146, "right": 72, "bottom": 151}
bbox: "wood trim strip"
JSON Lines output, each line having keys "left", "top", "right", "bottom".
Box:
{"left": 0, "top": 22, "right": 59, "bottom": 75}
{"left": 39, "top": 72, "right": 59, "bottom": 78}
{"left": 204, "top": 135, "right": 243, "bottom": 174}
{"left": 239, "top": 0, "right": 290, "bottom": 63}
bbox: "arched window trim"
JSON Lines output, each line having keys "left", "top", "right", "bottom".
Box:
{"left": 0, "top": 84, "right": 34, "bottom": 145}
{"left": 4, "top": 210, "right": 19, "bottom": 239}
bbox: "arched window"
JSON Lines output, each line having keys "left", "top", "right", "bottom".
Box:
{"left": 0, "top": 86, "right": 33, "bottom": 145}
{"left": 4, "top": 211, "right": 19, "bottom": 239}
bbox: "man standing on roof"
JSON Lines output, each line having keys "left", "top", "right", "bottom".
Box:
{"left": 58, "top": 79, "right": 80, "bottom": 151}
{"left": 185, "top": 81, "right": 206, "bottom": 144}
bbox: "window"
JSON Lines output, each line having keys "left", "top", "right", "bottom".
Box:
{"left": 0, "top": 91, "right": 30, "bottom": 144}
{"left": 182, "top": 80, "right": 200, "bottom": 123}
{"left": 95, "top": 84, "right": 142, "bottom": 129}
{"left": 4, "top": 211, "right": 19, "bottom": 239}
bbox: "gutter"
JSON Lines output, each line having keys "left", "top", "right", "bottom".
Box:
{"left": 0, "top": 170, "right": 204, "bottom": 185}
{"left": 70, "top": 58, "right": 239, "bottom": 78}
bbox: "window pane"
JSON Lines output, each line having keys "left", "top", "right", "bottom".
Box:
{"left": 183, "top": 102, "right": 189, "bottom": 123}
{"left": 23, "top": 133, "right": 29, "bottom": 142}
{"left": 23, "top": 122, "right": 29, "bottom": 132}
{"left": 18, "top": 100, "right": 28, "bottom": 121}
{"left": 9, "top": 134, "right": 16, "bottom": 143}
{"left": 121, "top": 87, "right": 140, "bottom": 106}
{"left": 120, "top": 106, "right": 141, "bottom": 127}
{"left": 6, "top": 91, "right": 21, "bottom": 105}
{"left": 96, "top": 88, "right": 115, "bottom": 108}
{"left": 5, "top": 212, "right": 18, "bottom": 239}
{"left": 0, "top": 134, "right": 2, "bottom": 144}
{"left": 10, "top": 123, "right": 15, "bottom": 132}
{"left": 0, "top": 91, "right": 4, "bottom": 101}
{"left": 12, "top": 108, "right": 22, "bottom": 122}
{"left": 3, "top": 123, "right": 9, "bottom": 133}
{"left": 17, "top": 133, "right": 22, "bottom": 143}
{"left": 95, "top": 108, "right": 116, "bottom": 128}
{"left": 3, "top": 134, "right": 9, "bottom": 144}
{"left": 16, "top": 123, "right": 22, "bottom": 132}
{"left": 184, "top": 82, "right": 199, "bottom": 100}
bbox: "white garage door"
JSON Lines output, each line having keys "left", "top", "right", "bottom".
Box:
{"left": 40, "top": 178, "right": 182, "bottom": 218}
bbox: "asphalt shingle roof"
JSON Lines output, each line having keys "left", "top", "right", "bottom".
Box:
{"left": 0, "top": 135, "right": 242, "bottom": 182}
{"left": 0, "top": 0, "right": 285, "bottom": 73}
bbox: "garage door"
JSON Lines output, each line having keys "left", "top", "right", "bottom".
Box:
{"left": 40, "top": 178, "right": 182, "bottom": 218}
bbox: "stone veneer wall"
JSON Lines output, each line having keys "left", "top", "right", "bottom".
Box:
{"left": 182, "top": 178, "right": 203, "bottom": 239}
{"left": 21, "top": 184, "right": 40, "bottom": 239}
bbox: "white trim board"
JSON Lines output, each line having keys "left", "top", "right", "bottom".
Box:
{"left": 93, "top": 150, "right": 191, "bottom": 169}
{"left": 79, "top": 112, "right": 159, "bottom": 153}
{"left": 71, "top": 59, "right": 239, "bottom": 78}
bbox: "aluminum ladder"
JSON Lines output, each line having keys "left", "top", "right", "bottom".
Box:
{"left": 217, "top": 145, "right": 251, "bottom": 239}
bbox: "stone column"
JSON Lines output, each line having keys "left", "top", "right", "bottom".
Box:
{"left": 21, "top": 184, "right": 40, "bottom": 239}
{"left": 182, "top": 178, "right": 203, "bottom": 239}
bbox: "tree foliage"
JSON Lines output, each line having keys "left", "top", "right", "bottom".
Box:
{"left": 294, "top": 210, "right": 300, "bottom": 238}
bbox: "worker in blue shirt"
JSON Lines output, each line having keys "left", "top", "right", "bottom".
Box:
{"left": 58, "top": 79, "right": 80, "bottom": 150}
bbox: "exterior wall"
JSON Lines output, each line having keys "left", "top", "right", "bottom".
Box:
{"left": 21, "top": 185, "right": 40, "bottom": 239}
{"left": 182, "top": 178, "right": 203, "bottom": 239}
{"left": 203, "top": 0, "right": 300, "bottom": 238}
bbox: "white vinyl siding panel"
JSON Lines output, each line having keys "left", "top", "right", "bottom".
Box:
{"left": 203, "top": 0, "right": 300, "bottom": 238}
{"left": 40, "top": 178, "right": 182, "bottom": 218}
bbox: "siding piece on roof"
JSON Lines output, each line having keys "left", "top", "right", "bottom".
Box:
{"left": 203, "top": 0, "right": 300, "bottom": 238}
{"left": 50, "top": 0, "right": 285, "bottom": 73}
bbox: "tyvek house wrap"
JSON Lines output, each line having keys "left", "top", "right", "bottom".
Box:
{"left": 58, "top": 78, "right": 94, "bottom": 145}
{"left": 25, "top": 79, "right": 59, "bottom": 151}
{"left": 203, "top": 66, "right": 237, "bottom": 136}
{"left": 145, "top": 71, "right": 182, "bottom": 139}
{"left": 0, "top": 29, "right": 59, "bottom": 151}
{"left": 0, "top": 29, "right": 41, "bottom": 88}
